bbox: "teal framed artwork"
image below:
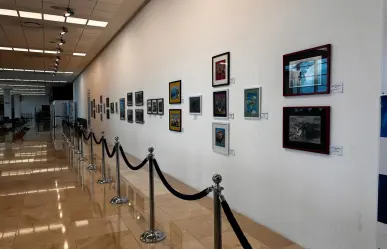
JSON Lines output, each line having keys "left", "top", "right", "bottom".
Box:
{"left": 244, "top": 87, "right": 261, "bottom": 119}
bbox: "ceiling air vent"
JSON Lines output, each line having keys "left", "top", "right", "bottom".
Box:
{"left": 22, "top": 22, "right": 42, "bottom": 28}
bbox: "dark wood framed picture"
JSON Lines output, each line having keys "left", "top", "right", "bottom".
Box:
{"left": 169, "top": 80, "right": 181, "bottom": 104}
{"left": 93, "top": 109, "right": 96, "bottom": 119}
{"left": 106, "top": 110, "right": 110, "bottom": 119}
{"left": 189, "top": 95, "right": 202, "bottom": 115}
{"left": 152, "top": 99, "right": 157, "bottom": 114}
{"left": 110, "top": 103, "right": 114, "bottom": 114}
{"left": 100, "top": 113, "right": 103, "bottom": 122}
{"left": 103, "top": 104, "right": 106, "bottom": 114}
{"left": 169, "top": 109, "right": 182, "bottom": 132}
{"left": 147, "top": 100, "right": 152, "bottom": 114}
{"left": 106, "top": 97, "right": 109, "bottom": 106}
{"left": 119, "top": 98, "right": 125, "bottom": 120}
{"left": 93, "top": 99, "right": 95, "bottom": 109}
{"left": 127, "top": 109, "right": 133, "bottom": 123}
{"left": 283, "top": 106, "right": 330, "bottom": 154}
{"left": 212, "top": 52, "right": 230, "bottom": 87}
{"left": 213, "top": 90, "right": 228, "bottom": 118}
{"left": 135, "top": 109, "right": 144, "bottom": 124}
{"left": 115, "top": 102, "right": 118, "bottom": 113}
{"left": 157, "top": 98, "right": 164, "bottom": 115}
{"left": 100, "top": 95, "right": 102, "bottom": 103}
{"left": 283, "top": 44, "right": 331, "bottom": 96}
{"left": 127, "top": 93, "right": 133, "bottom": 106}
{"left": 135, "top": 91, "right": 144, "bottom": 106}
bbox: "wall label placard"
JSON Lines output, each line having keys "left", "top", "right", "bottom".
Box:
{"left": 330, "top": 145, "right": 343, "bottom": 156}
{"left": 331, "top": 82, "right": 344, "bottom": 93}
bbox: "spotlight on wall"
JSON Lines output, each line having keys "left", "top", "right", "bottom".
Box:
{"left": 64, "top": 8, "right": 74, "bottom": 17}
{"left": 60, "top": 27, "right": 68, "bottom": 35}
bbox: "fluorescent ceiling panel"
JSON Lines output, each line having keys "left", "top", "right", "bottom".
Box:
{"left": 13, "top": 48, "right": 28, "bottom": 52}
{"left": 44, "top": 50, "right": 57, "bottom": 54}
{"left": 34, "top": 70, "right": 44, "bottom": 73}
{"left": 13, "top": 69, "right": 24, "bottom": 71}
{"left": 29, "top": 49, "right": 43, "bottom": 53}
{"left": 64, "top": 72, "right": 73, "bottom": 74}
{"left": 43, "top": 14, "right": 65, "bottom": 22}
{"left": 3, "top": 68, "right": 13, "bottom": 71}
{"left": 87, "top": 20, "right": 108, "bottom": 27}
{"left": 24, "top": 69, "right": 34, "bottom": 72}
{"left": 45, "top": 71, "right": 54, "bottom": 73}
{"left": 0, "top": 9, "right": 18, "bottom": 17}
{"left": 0, "top": 47, "right": 12, "bottom": 51}
{"left": 73, "top": 52, "right": 86, "bottom": 56}
{"left": 66, "top": 17, "right": 87, "bottom": 25}
{"left": 18, "top": 11, "right": 42, "bottom": 20}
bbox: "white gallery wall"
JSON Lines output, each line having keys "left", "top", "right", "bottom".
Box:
{"left": 73, "top": 0, "right": 383, "bottom": 248}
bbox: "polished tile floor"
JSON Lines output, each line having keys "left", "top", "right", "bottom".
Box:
{"left": 0, "top": 129, "right": 303, "bottom": 249}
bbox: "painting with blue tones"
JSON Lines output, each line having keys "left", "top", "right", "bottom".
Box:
{"left": 215, "top": 128, "right": 225, "bottom": 147}
{"left": 244, "top": 87, "right": 261, "bottom": 118}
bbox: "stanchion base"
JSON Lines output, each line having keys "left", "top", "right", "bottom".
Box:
{"left": 140, "top": 229, "right": 166, "bottom": 243}
{"left": 110, "top": 196, "right": 128, "bottom": 205}
{"left": 87, "top": 164, "right": 97, "bottom": 171}
{"left": 97, "top": 177, "right": 112, "bottom": 184}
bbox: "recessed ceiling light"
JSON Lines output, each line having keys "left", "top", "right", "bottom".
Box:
{"left": 13, "top": 48, "right": 28, "bottom": 52}
{"left": 3, "top": 68, "right": 13, "bottom": 71}
{"left": 44, "top": 50, "right": 57, "bottom": 54}
{"left": 87, "top": 20, "right": 108, "bottom": 27}
{"left": 29, "top": 49, "right": 43, "bottom": 53}
{"left": 64, "top": 72, "right": 73, "bottom": 74}
{"left": 66, "top": 17, "right": 87, "bottom": 25}
{"left": 0, "top": 9, "right": 18, "bottom": 17}
{"left": 0, "top": 47, "right": 12, "bottom": 51}
{"left": 13, "top": 69, "right": 24, "bottom": 71}
{"left": 73, "top": 53, "right": 86, "bottom": 56}
{"left": 43, "top": 14, "right": 65, "bottom": 22}
{"left": 18, "top": 11, "right": 42, "bottom": 20}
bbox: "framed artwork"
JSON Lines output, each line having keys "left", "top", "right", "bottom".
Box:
{"left": 147, "top": 100, "right": 152, "bottom": 114}
{"left": 169, "top": 80, "right": 181, "bottom": 104}
{"left": 244, "top": 87, "right": 261, "bottom": 119}
{"left": 135, "top": 109, "right": 144, "bottom": 124}
{"left": 115, "top": 102, "right": 118, "bottom": 113}
{"left": 100, "top": 95, "right": 102, "bottom": 103}
{"left": 100, "top": 113, "right": 103, "bottom": 122}
{"left": 135, "top": 91, "right": 144, "bottom": 106}
{"left": 127, "top": 93, "right": 133, "bottom": 106}
{"left": 152, "top": 99, "right": 157, "bottom": 114}
{"left": 92, "top": 99, "right": 95, "bottom": 109}
{"left": 283, "top": 106, "right": 330, "bottom": 154}
{"left": 213, "top": 90, "right": 228, "bottom": 118}
{"left": 189, "top": 96, "right": 202, "bottom": 115}
{"left": 106, "top": 97, "right": 109, "bottom": 106}
{"left": 93, "top": 109, "right": 96, "bottom": 119}
{"left": 212, "top": 123, "right": 230, "bottom": 156}
{"left": 110, "top": 103, "right": 114, "bottom": 114}
{"left": 283, "top": 44, "right": 331, "bottom": 96}
{"left": 119, "top": 98, "right": 125, "bottom": 120}
{"left": 103, "top": 104, "right": 106, "bottom": 114}
{"left": 157, "top": 98, "right": 164, "bottom": 115}
{"left": 127, "top": 109, "right": 133, "bottom": 123}
{"left": 169, "top": 109, "right": 182, "bottom": 132}
{"left": 107, "top": 110, "right": 110, "bottom": 119}
{"left": 212, "top": 52, "right": 230, "bottom": 87}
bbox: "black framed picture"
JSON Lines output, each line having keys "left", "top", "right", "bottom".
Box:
{"left": 135, "top": 91, "right": 144, "bottom": 106}
{"left": 152, "top": 99, "right": 157, "bottom": 114}
{"left": 169, "top": 80, "right": 181, "bottom": 104}
{"left": 283, "top": 106, "right": 330, "bottom": 154}
{"left": 103, "top": 104, "right": 106, "bottom": 114}
{"left": 127, "top": 109, "right": 133, "bottom": 123}
{"left": 189, "top": 95, "right": 202, "bottom": 115}
{"left": 213, "top": 90, "right": 228, "bottom": 118}
{"left": 119, "top": 98, "right": 125, "bottom": 120}
{"left": 169, "top": 109, "right": 182, "bottom": 132}
{"left": 107, "top": 110, "right": 110, "bottom": 119}
{"left": 157, "top": 98, "right": 164, "bottom": 115}
{"left": 127, "top": 93, "right": 133, "bottom": 106}
{"left": 115, "top": 102, "right": 118, "bottom": 113}
{"left": 212, "top": 52, "right": 230, "bottom": 87}
{"left": 92, "top": 99, "right": 95, "bottom": 109}
{"left": 93, "top": 109, "right": 95, "bottom": 119}
{"left": 106, "top": 97, "right": 109, "bottom": 106}
{"left": 100, "top": 95, "right": 102, "bottom": 103}
{"left": 110, "top": 103, "right": 114, "bottom": 114}
{"left": 283, "top": 44, "right": 331, "bottom": 96}
{"left": 135, "top": 109, "right": 144, "bottom": 124}
{"left": 147, "top": 100, "right": 152, "bottom": 114}
{"left": 100, "top": 113, "right": 103, "bottom": 122}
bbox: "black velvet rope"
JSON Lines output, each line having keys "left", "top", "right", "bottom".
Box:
{"left": 103, "top": 139, "right": 116, "bottom": 158}
{"left": 119, "top": 146, "right": 148, "bottom": 170}
{"left": 152, "top": 159, "right": 212, "bottom": 201}
{"left": 82, "top": 131, "right": 91, "bottom": 141}
{"left": 221, "top": 199, "right": 253, "bottom": 249}
{"left": 93, "top": 133, "right": 103, "bottom": 144}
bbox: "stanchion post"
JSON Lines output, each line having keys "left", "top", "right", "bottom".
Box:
{"left": 140, "top": 147, "right": 166, "bottom": 243}
{"left": 75, "top": 123, "right": 81, "bottom": 155}
{"left": 110, "top": 137, "right": 128, "bottom": 205}
{"left": 87, "top": 128, "right": 96, "bottom": 171}
{"left": 97, "top": 131, "right": 112, "bottom": 184}
{"left": 79, "top": 125, "right": 85, "bottom": 162}
{"left": 213, "top": 174, "right": 223, "bottom": 249}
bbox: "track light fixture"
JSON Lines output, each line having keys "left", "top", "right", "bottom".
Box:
{"left": 58, "top": 38, "right": 65, "bottom": 46}
{"left": 60, "top": 27, "right": 68, "bottom": 35}
{"left": 64, "top": 8, "right": 74, "bottom": 17}
{"left": 57, "top": 47, "right": 63, "bottom": 54}
{"left": 56, "top": 56, "right": 60, "bottom": 62}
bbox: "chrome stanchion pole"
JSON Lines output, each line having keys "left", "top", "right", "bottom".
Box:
{"left": 213, "top": 174, "right": 223, "bottom": 249}
{"left": 79, "top": 125, "right": 85, "bottom": 162}
{"left": 140, "top": 147, "right": 165, "bottom": 243}
{"left": 97, "top": 131, "right": 112, "bottom": 184}
{"left": 110, "top": 137, "right": 128, "bottom": 204}
{"left": 87, "top": 128, "right": 96, "bottom": 171}
{"left": 75, "top": 123, "right": 81, "bottom": 155}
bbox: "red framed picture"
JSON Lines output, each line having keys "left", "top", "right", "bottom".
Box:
{"left": 283, "top": 106, "right": 330, "bottom": 154}
{"left": 283, "top": 44, "right": 331, "bottom": 96}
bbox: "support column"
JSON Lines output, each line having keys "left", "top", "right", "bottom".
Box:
{"left": 3, "top": 89, "right": 11, "bottom": 119}
{"left": 13, "top": 94, "right": 21, "bottom": 118}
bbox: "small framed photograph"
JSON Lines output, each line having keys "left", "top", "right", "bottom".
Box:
{"left": 169, "top": 109, "right": 182, "bottom": 132}
{"left": 93, "top": 109, "right": 96, "bottom": 119}
{"left": 213, "top": 90, "right": 228, "bottom": 118}
{"left": 92, "top": 99, "right": 95, "bottom": 109}
{"left": 103, "top": 104, "right": 106, "bottom": 114}
{"left": 106, "top": 97, "right": 109, "bottom": 106}
{"left": 100, "top": 95, "right": 102, "bottom": 103}
{"left": 244, "top": 87, "right": 262, "bottom": 119}
{"left": 152, "top": 99, "right": 157, "bottom": 114}
{"left": 283, "top": 44, "right": 331, "bottom": 96}
{"left": 189, "top": 95, "right": 202, "bottom": 115}
{"left": 135, "top": 91, "right": 144, "bottom": 106}
{"left": 147, "top": 100, "right": 152, "bottom": 114}
{"left": 119, "top": 98, "right": 125, "bottom": 120}
{"left": 212, "top": 122, "right": 230, "bottom": 156}
{"left": 283, "top": 106, "right": 330, "bottom": 154}
{"left": 115, "top": 102, "right": 118, "bottom": 113}
{"left": 110, "top": 103, "right": 114, "bottom": 114}
{"left": 100, "top": 113, "right": 103, "bottom": 122}
{"left": 169, "top": 80, "right": 181, "bottom": 104}
{"left": 157, "top": 98, "right": 164, "bottom": 115}
{"left": 135, "top": 109, "right": 144, "bottom": 124}
{"left": 127, "top": 93, "right": 133, "bottom": 106}
{"left": 212, "top": 52, "right": 230, "bottom": 87}
{"left": 107, "top": 110, "right": 110, "bottom": 119}
{"left": 127, "top": 109, "right": 133, "bottom": 123}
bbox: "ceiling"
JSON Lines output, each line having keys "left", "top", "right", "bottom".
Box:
{"left": 0, "top": 0, "right": 148, "bottom": 94}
